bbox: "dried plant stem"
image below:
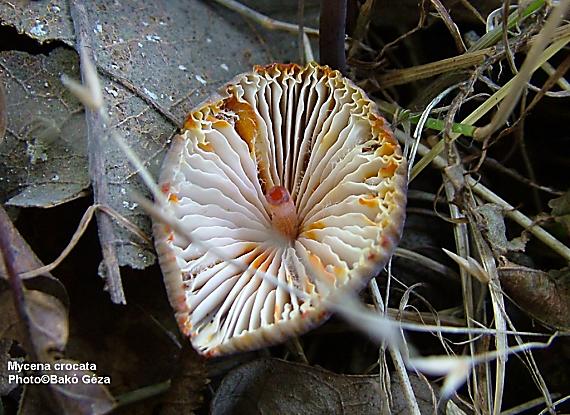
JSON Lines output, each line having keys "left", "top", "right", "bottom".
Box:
{"left": 527, "top": 52, "right": 570, "bottom": 108}
{"left": 469, "top": 178, "right": 570, "bottom": 261}
{"left": 211, "top": 0, "right": 319, "bottom": 36}
{"left": 475, "top": 154, "right": 562, "bottom": 195}
{"left": 502, "top": 395, "right": 561, "bottom": 415}
{"left": 516, "top": 93, "right": 542, "bottom": 211}
{"left": 0, "top": 212, "right": 65, "bottom": 410}
{"left": 410, "top": 25, "right": 570, "bottom": 180}
{"left": 457, "top": 0, "right": 485, "bottom": 24}
{"left": 70, "top": 0, "right": 125, "bottom": 304}
{"left": 395, "top": 247, "right": 459, "bottom": 281}
{"left": 468, "top": 213, "right": 507, "bottom": 414}
{"left": 538, "top": 395, "right": 570, "bottom": 415}
{"left": 288, "top": 338, "right": 309, "bottom": 364}
{"left": 378, "top": 49, "right": 488, "bottom": 87}
{"left": 370, "top": 279, "right": 421, "bottom": 415}
{"left": 541, "top": 60, "right": 570, "bottom": 90}
{"left": 378, "top": 23, "right": 569, "bottom": 88}
{"left": 375, "top": 307, "right": 464, "bottom": 327}
{"left": 442, "top": 170, "right": 484, "bottom": 412}
{"left": 473, "top": 0, "right": 545, "bottom": 51}
{"left": 115, "top": 380, "right": 171, "bottom": 409}
{"left": 319, "top": 0, "right": 347, "bottom": 73}
{"left": 396, "top": 131, "right": 570, "bottom": 262}
{"left": 378, "top": 0, "right": 428, "bottom": 59}
{"left": 502, "top": 0, "right": 518, "bottom": 75}
{"left": 475, "top": 0, "right": 570, "bottom": 140}
{"left": 406, "top": 83, "right": 459, "bottom": 178}
{"left": 430, "top": 0, "right": 466, "bottom": 53}
{"left": 297, "top": 0, "right": 305, "bottom": 65}
{"left": 346, "top": 0, "right": 374, "bottom": 60}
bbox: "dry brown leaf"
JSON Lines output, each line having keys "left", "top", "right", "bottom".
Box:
{"left": 1, "top": 0, "right": 311, "bottom": 271}
{"left": 0, "top": 1, "right": 75, "bottom": 45}
{"left": 0, "top": 49, "right": 90, "bottom": 208}
{"left": 211, "top": 358, "right": 438, "bottom": 414}
{"left": 499, "top": 261, "right": 570, "bottom": 330}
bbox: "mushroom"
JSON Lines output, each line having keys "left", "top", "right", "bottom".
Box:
{"left": 153, "top": 62, "right": 407, "bottom": 357}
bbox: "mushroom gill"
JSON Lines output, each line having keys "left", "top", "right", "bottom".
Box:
{"left": 153, "top": 62, "right": 407, "bottom": 357}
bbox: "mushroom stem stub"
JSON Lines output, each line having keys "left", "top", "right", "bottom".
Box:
{"left": 265, "top": 186, "right": 298, "bottom": 240}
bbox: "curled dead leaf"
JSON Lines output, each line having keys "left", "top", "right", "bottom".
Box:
{"left": 499, "top": 261, "right": 570, "bottom": 330}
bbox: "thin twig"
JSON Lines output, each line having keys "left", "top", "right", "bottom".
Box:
{"left": 211, "top": 0, "right": 319, "bottom": 36}
{"left": 346, "top": 0, "right": 374, "bottom": 60}
{"left": 516, "top": 92, "right": 542, "bottom": 211}
{"left": 302, "top": 32, "right": 314, "bottom": 62}
{"left": 430, "top": 0, "right": 467, "bottom": 53}
{"left": 540, "top": 60, "right": 570, "bottom": 90}
{"left": 469, "top": 152, "right": 563, "bottom": 196}
{"left": 0, "top": 212, "right": 33, "bottom": 355}
{"left": 479, "top": 52, "right": 570, "bottom": 155}
{"left": 96, "top": 65, "right": 182, "bottom": 126}
{"left": 457, "top": 0, "right": 486, "bottom": 24}
{"left": 475, "top": 0, "right": 545, "bottom": 51}
{"left": 502, "top": 1, "right": 518, "bottom": 75}
{"left": 377, "top": 0, "right": 428, "bottom": 60}
{"left": 69, "top": 0, "right": 125, "bottom": 304}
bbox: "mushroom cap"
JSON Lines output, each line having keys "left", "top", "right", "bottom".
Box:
{"left": 153, "top": 62, "right": 407, "bottom": 357}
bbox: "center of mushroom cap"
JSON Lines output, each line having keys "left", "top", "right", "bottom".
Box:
{"left": 265, "top": 186, "right": 298, "bottom": 240}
